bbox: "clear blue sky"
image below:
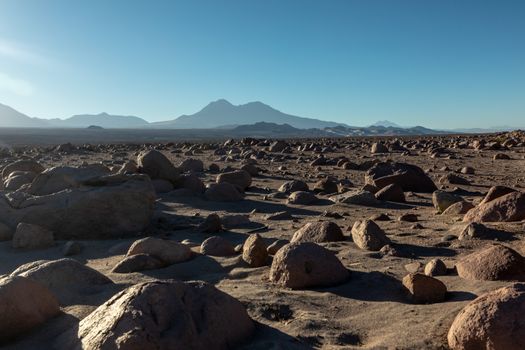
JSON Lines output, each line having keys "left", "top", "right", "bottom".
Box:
{"left": 0, "top": 0, "right": 524, "bottom": 128}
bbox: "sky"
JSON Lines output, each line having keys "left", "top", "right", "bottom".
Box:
{"left": 0, "top": 0, "right": 524, "bottom": 128}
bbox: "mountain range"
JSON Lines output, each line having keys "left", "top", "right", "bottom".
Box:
{"left": 0, "top": 99, "right": 343, "bottom": 130}
{"left": 0, "top": 99, "right": 519, "bottom": 135}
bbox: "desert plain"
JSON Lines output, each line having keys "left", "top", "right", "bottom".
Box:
{"left": 1, "top": 130, "right": 525, "bottom": 350}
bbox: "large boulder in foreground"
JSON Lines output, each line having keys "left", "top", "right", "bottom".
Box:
{"left": 0, "top": 276, "right": 60, "bottom": 343}
{"left": 137, "top": 149, "right": 180, "bottom": 183}
{"left": 455, "top": 244, "right": 525, "bottom": 281}
{"left": 463, "top": 191, "right": 525, "bottom": 222}
{"left": 448, "top": 283, "right": 525, "bottom": 350}
{"left": 269, "top": 242, "right": 349, "bottom": 289}
{"left": 291, "top": 221, "right": 345, "bottom": 243}
{"left": 57, "top": 280, "right": 254, "bottom": 350}
{"left": 12, "top": 174, "right": 156, "bottom": 239}
{"left": 365, "top": 162, "right": 437, "bottom": 193}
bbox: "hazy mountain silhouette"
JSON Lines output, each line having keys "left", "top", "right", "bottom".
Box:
{"left": 0, "top": 100, "right": 520, "bottom": 134}
{"left": 151, "top": 99, "right": 345, "bottom": 129}
{"left": 371, "top": 120, "right": 402, "bottom": 128}
{"left": 0, "top": 103, "right": 50, "bottom": 128}
{"left": 48, "top": 113, "right": 149, "bottom": 128}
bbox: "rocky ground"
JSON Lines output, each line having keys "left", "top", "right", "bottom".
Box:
{"left": 1, "top": 131, "right": 525, "bottom": 349}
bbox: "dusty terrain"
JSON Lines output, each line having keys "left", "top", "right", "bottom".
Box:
{"left": 1, "top": 131, "right": 525, "bottom": 349}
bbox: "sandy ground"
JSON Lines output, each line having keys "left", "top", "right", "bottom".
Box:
{"left": 1, "top": 135, "right": 525, "bottom": 349}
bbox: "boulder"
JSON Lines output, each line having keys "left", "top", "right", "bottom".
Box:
{"left": 12, "top": 223, "right": 54, "bottom": 249}
{"left": 463, "top": 191, "right": 525, "bottom": 222}
{"left": 455, "top": 244, "right": 525, "bottom": 281}
{"left": 127, "top": 237, "right": 193, "bottom": 265}
{"left": 458, "top": 222, "right": 491, "bottom": 240}
{"left": 329, "top": 189, "right": 378, "bottom": 206}
{"left": 10, "top": 258, "right": 112, "bottom": 304}
{"left": 179, "top": 173, "right": 206, "bottom": 194}
{"left": 0, "top": 276, "right": 60, "bottom": 342}
{"left": 371, "top": 142, "right": 388, "bottom": 154}
{"left": 424, "top": 258, "right": 447, "bottom": 276}
{"left": 2, "top": 160, "right": 44, "bottom": 179}
{"left": 439, "top": 173, "right": 471, "bottom": 186}
{"left": 179, "top": 158, "right": 204, "bottom": 173}
{"left": 0, "top": 222, "right": 13, "bottom": 241}
{"left": 291, "top": 221, "right": 345, "bottom": 243}
{"left": 62, "top": 241, "right": 83, "bottom": 256}
{"left": 448, "top": 283, "right": 525, "bottom": 350}
{"left": 198, "top": 213, "right": 222, "bottom": 233}
{"left": 205, "top": 183, "right": 243, "bottom": 202}
{"left": 4, "top": 172, "right": 36, "bottom": 191}
{"left": 26, "top": 165, "right": 111, "bottom": 196}
{"left": 351, "top": 220, "right": 390, "bottom": 251}
{"left": 267, "top": 239, "right": 288, "bottom": 255}
{"left": 287, "top": 191, "right": 318, "bottom": 205}
{"left": 13, "top": 174, "right": 156, "bottom": 239}
{"left": 432, "top": 191, "right": 463, "bottom": 213}
{"left": 278, "top": 180, "right": 309, "bottom": 193}
{"left": 241, "top": 163, "right": 259, "bottom": 176}
{"left": 442, "top": 201, "right": 475, "bottom": 215}
{"left": 402, "top": 273, "right": 447, "bottom": 304}
{"left": 365, "top": 162, "right": 437, "bottom": 193}
{"left": 269, "top": 140, "right": 287, "bottom": 152}
{"left": 137, "top": 150, "right": 180, "bottom": 183}
{"left": 269, "top": 242, "right": 349, "bottom": 289}
{"left": 112, "top": 254, "right": 164, "bottom": 273}
{"left": 480, "top": 186, "right": 516, "bottom": 205}
{"left": 200, "top": 236, "right": 236, "bottom": 256}
{"left": 375, "top": 183, "right": 405, "bottom": 202}
{"left": 242, "top": 234, "right": 268, "bottom": 267}
{"left": 313, "top": 178, "right": 338, "bottom": 194}
{"left": 57, "top": 280, "right": 254, "bottom": 350}
{"left": 216, "top": 170, "right": 252, "bottom": 191}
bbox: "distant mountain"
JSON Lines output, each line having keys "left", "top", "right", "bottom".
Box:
{"left": 151, "top": 99, "right": 345, "bottom": 129}
{"left": 48, "top": 113, "right": 149, "bottom": 128}
{"left": 324, "top": 125, "right": 448, "bottom": 136}
{"left": 0, "top": 103, "right": 50, "bottom": 128}
{"left": 230, "top": 122, "right": 331, "bottom": 137}
{"left": 371, "top": 120, "right": 402, "bottom": 128}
